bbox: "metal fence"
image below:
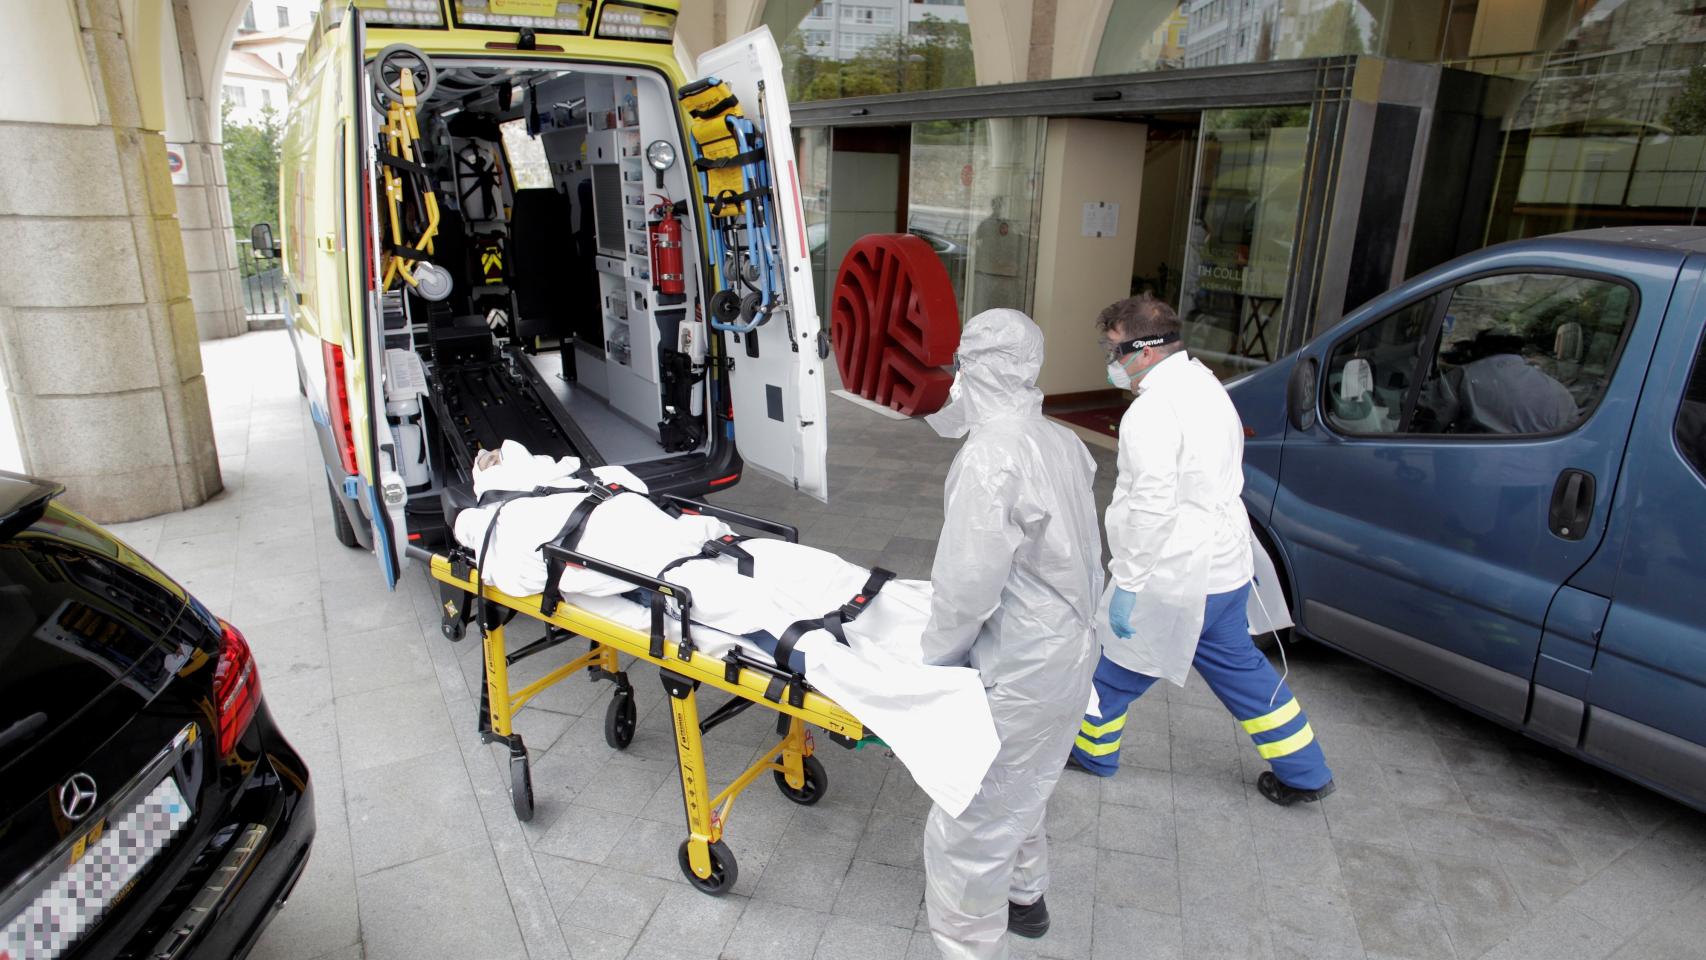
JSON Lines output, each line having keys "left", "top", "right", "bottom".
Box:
{"left": 235, "top": 238, "right": 288, "bottom": 326}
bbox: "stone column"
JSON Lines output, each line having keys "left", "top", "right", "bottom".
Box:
{"left": 169, "top": 0, "right": 247, "bottom": 341}
{"left": 0, "top": 0, "right": 221, "bottom": 521}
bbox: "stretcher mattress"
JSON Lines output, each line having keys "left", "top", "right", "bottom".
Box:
{"left": 452, "top": 441, "right": 999, "bottom": 816}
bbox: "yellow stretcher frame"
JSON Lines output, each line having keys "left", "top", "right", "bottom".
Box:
{"left": 427, "top": 547, "right": 865, "bottom": 894}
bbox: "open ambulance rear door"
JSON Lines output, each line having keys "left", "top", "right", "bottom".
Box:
{"left": 693, "top": 29, "right": 829, "bottom": 501}
{"left": 336, "top": 4, "right": 408, "bottom": 587}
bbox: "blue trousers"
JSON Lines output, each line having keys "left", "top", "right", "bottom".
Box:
{"left": 1071, "top": 583, "right": 1333, "bottom": 790}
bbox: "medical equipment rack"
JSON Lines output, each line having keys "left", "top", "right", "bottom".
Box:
{"left": 422, "top": 496, "right": 866, "bottom": 895}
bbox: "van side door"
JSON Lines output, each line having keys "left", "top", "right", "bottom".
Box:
{"left": 1270, "top": 247, "right": 1679, "bottom": 725}
{"left": 1583, "top": 256, "right": 1706, "bottom": 808}
{"left": 690, "top": 28, "right": 828, "bottom": 501}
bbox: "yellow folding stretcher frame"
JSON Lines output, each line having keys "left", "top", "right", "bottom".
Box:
{"left": 427, "top": 549, "right": 866, "bottom": 895}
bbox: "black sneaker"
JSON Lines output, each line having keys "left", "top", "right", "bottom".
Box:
{"left": 1257, "top": 771, "right": 1336, "bottom": 806}
{"left": 1008, "top": 896, "right": 1050, "bottom": 938}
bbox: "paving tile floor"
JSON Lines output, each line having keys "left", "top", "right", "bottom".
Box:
{"left": 104, "top": 330, "right": 1706, "bottom": 960}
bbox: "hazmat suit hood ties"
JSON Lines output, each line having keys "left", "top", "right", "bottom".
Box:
{"left": 925, "top": 308, "right": 1046, "bottom": 439}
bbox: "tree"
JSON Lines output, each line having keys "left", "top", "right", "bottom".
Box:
{"left": 223, "top": 103, "right": 282, "bottom": 243}
{"left": 1665, "top": 64, "right": 1706, "bottom": 135}
{"left": 782, "top": 16, "right": 974, "bottom": 103}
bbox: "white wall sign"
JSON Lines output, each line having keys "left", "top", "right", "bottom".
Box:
{"left": 1081, "top": 201, "right": 1119, "bottom": 238}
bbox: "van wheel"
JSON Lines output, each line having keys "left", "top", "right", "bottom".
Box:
{"left": 328, "top": 478, "right": 362, "bottom": 549}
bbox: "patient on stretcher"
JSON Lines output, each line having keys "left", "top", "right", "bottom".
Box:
{"left": 450, "top": 440, "right": 1000, "bottom": 816}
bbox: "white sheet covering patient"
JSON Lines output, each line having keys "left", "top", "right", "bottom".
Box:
{"left": 452, "top": 440, "right": 999, "bottom": 816}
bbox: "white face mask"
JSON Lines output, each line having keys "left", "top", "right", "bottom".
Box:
{"left": 1106, "top": 360, "right": 1133, "bottom": 391}
{"left": 925, "top": 377, "right": 970, "bottom": 438}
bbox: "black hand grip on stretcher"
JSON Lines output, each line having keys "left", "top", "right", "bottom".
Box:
{"left": 541, "top": 542, "right": 698, "bottom": 661}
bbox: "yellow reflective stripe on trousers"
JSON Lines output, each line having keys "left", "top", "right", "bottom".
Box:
{"left": 1081, "top": 713, "right": 1128, "bottom": 738}
{"left": 1074, "top": 735, "right": 1121, "bottom": 757}
{"left": 1240, "top": 698, "right": 1301, "bottom": 735}
{"left": 1256, "top": 723, "right": 1315, "bottom": 759}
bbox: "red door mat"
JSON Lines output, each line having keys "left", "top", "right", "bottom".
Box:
{"left": 1046, "top": 405, "right": 1126, "bottom": 437}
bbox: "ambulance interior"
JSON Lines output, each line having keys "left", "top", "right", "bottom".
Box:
{"left": 381, "top": 61, "right": 711, "bottom": 499}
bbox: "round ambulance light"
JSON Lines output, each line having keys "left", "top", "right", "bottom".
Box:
{"left": 413, "top": 262, "right": 453, "bottom": 302}
{"left": 647, "top": 140, "right": 676, "bottom": 173}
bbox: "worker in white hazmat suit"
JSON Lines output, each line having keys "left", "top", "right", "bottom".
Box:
{"left": 1068, "top": 293, "right": 1335, "bottom": 806}
{"left": 919, "top": 309, "right": 1103, "bottom": 959}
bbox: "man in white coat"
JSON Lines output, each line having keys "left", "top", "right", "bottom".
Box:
{"left": 1068, "top": 294, "right": 1335, "bottom": 806}
{"left": 919, "top": 309, "right": 1103, "bottom": 959}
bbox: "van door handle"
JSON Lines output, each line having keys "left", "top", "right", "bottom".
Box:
{"left": 1549, "top": 468, "right": 1595, "bottom": 540}
{"left": 317, "top": 233, "right": 337, "bottom": 253}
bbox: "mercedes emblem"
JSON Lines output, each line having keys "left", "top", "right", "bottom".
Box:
{"left": 59, "top": 773, "right": 98, "bottom": 822}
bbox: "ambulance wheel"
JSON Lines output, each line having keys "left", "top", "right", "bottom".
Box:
{"left": 604, "top": 690, "right": 636, "bottom": 750}
{"left": 773, "top": 755, "right": 827, "bottom": 806}
{"left": 509, "top": 751, "right": 535, "bottom": 822}
{"left": 371, "top": 43, "right": 437, "bottom": 105}
{"left": 678, "top": 840, "right": 737, "bottom": 895}
{"left": 739, "top": 292, "right": 763, "bottom": 322}
{"left": 327, "top": 478, "right": 361, "bottom": 549}
{"left": 710, "top": 289, "right": 743, "bottom": 326}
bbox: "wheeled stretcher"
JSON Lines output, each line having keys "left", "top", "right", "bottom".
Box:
{"left": 425, "top": 491, "right": 876, "bottom": 895}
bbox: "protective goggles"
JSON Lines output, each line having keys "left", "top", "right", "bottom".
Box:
{"left": 1103, "top": 332, "right": 1180, "bottom": 362}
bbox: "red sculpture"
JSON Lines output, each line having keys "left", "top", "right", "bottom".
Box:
{"left": 829, "top": 233, "right": 959, "bottom": 416}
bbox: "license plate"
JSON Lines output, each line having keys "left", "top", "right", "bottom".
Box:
{"left": 2, "top": 777, "right": 192, "bottom": 960}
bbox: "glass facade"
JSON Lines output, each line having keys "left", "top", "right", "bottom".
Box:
{"left": 1179, "top": 106, "right": 1312, "bottom": 378}
{"left": 765, "top": 0, "right": 974, "bottom": 102}
{"left": 906, "top": 119, "right": 1048, "bottom": 322}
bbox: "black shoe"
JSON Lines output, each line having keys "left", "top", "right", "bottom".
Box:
{"left": 1008, "top": 896, "right": 1050, "bottom": 938}
{"left": 1257, "top": 771, "right": 1336, "bottom": 806}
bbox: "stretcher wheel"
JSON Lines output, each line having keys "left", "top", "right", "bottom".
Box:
{"left": 509, "top": 751, "right": 534, "bottom": 822}
{"left": 678, "top": 840, "right": 737, "bottom": 895}
{"left": 739, "top": 292, "right": 762, "bottom": 321}
{"left": 604, "top": 690, "right": 636, "bottom": 750}
{"left": 773, "top": 755, "right": 827, "bottom": 806}
{"left": 371, "top": 43, "right": 437, "bottom": 105}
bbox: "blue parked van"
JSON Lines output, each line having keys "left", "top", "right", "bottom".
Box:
{"left": 1231, "top": 226, "right": 1706, "bottom": 811}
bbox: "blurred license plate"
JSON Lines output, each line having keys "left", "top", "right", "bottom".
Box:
{"left": 2, "top": 776, "right": 192, "bottom": 960}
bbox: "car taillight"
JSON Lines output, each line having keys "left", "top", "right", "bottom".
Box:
{"left": 323, "top": 340, "right": 359, "bottom": 476}
{"left": 214, "top": 620, "right": 262, "bottom": 756}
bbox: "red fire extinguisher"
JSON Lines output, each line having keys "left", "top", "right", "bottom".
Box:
{"left": 649, "top": 196, "right": 685, "bottom": 306}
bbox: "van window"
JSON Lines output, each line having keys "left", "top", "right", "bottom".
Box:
{"left": 1409, "top": 273, "right": 1634, "bottom": 436}
{"left": 1324, "top": 294, "right": 1439, "bottom": 435}
{"left": 1679, "top": 330, "right": 1706, "bottom": 478}
{"left": 499, "top": 119, "right": 553, "bottom": 191}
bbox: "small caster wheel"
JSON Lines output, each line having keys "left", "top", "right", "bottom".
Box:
{"left": 509, "top": 749, "right": 534, "bottom": 822}
{"left": 604, "top": 689, "right": 636, "bottom": 750}
{"left": 773, "top": 754, "right": 827, "bottom": 806}
{"left": 739, "top": 291, "right": 763, "bottom": 321}
{"left": 442, "top": 618, "right": 466, "bottom": 642}
{"left": 678, "top": 839, "right": 737, "bottom": 895}
{"left": 710, "top": 289, "right": 743, "bottom": 325}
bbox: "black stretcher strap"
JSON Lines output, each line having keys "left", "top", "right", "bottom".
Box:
{"left": 658, "top": 534, "right": 754, "bottom": 579}
{"left": 537, "top": 481, "right": 636, "bottom": 617}
{"left": 688, "top": 95, "right": 739, "bottom": 119}
{"left": 765, "top": 567, "right": 896, "bottom": 704}
{"left": 693, "top": 148, "right": 766, "bottom": 171}
{"left": 377, "top": 152, "right": 431, "bottom": 177}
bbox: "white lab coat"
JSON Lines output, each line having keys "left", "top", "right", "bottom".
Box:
{"left": 1101, "top": 352, "right": 1254, "bottom": 685}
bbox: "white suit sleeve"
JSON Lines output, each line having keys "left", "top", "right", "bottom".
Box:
{"left": 919, "top": 450, "right": 1025, "bottom": 667}
{"left": 1106, "top": 403, "right": 1182, "bottom": 594}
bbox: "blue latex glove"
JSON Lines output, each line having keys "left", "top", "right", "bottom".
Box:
{"left": 1108, "top": 587, "right": 1136, "bottom": 639}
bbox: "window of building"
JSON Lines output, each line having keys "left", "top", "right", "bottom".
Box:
{"left": 803, "top": 29, "right": 831, "bottom": 47}
{"left": 276, "top": 4, "right": 289, "bottom": 27}
{"left": 223, "top": 84, "right": 246, "bottom": 106}
{"left": 843, "top": 5, "right": 895, "bottom": 25}
{"left": 1679, "top": 330, "right": 1706, "bottom": 478}
{"left": 241, "top": 3, "right": 256, "bottom": 31}
{"left": 807, "top": 2, "right": 832, "bottom": 19}
{"left": 261, "top": 87, "right": 273, "bottom": 109}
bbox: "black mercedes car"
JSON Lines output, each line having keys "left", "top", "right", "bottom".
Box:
{"left": 0, "top": 474, "right": 314, "bottom": 959}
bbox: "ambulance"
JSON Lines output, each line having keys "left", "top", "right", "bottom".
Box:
{"left": 267, "top": 0, "right": 827, "bottom": 587}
